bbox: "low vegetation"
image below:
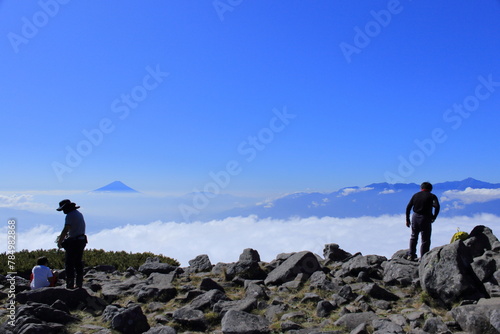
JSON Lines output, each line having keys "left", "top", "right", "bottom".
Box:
{"left": 0, "top": 249, "right": 179, "bottom": 277}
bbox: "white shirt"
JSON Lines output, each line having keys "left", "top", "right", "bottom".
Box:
{"left": 30, "top": 265, "right": 53, "bottom": 289}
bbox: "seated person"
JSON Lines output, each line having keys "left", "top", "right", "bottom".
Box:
{"left": 30, "top": 256, "right": 58, "bottom": 289}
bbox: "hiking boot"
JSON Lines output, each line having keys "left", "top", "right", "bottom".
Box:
{"left": 406, "top": 255, "right": 417, "bottom": 262}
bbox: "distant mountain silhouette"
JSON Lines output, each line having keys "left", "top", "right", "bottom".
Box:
{"left": 217, "top": 178, "right": 500, "bottom": 219}
{"left": 91, "top": 181, "right": 140, "bottom": 193}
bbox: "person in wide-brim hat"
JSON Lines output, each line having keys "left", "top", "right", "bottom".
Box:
{"left": 56, "top": 199, "right": 87, "bottom": 289}
{"left": 56, "top": 199, "right": 80, "bottom": 212}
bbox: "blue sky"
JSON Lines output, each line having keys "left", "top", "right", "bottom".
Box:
{"left": 1, "top": 0, "right": 499, "bottom": 196}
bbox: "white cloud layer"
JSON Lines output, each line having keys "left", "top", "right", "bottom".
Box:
{"left": 441, "top": 188, "right": 500, "bottom": 204}
{"left": 339, "top": 187, "right": 374, "bottom": 197}
{"left": 2, "top": 214, "right": 498, "bottom": 266}
{"left": 0, "top": 194, "right": 51, "bottom": 211}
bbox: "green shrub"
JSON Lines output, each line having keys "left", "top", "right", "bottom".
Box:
{"left": 0, "top": 248, "right": 179, "bottom": 277}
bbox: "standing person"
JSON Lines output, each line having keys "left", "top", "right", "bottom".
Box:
{"left": 405, "top": 182, "right": 440, "bottom": 261}
{"left": 56, "top": 199, "right": 87, "bottom": 289}
{"left": 30, "top": 256, "right": 58, "bottom": 289}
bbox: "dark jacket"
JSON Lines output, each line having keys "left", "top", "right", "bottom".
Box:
{"left": 406, "top": 190, "right": 440, "bottom": 222}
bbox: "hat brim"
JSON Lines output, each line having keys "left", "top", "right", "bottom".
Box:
{"left": 56, "top": 202, "right": 79, "bottom": 211}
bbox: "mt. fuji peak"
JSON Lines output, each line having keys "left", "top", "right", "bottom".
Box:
{"left": 91, "top": 181, "right": 140, "bottom": 193}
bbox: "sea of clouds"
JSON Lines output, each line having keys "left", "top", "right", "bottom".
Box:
{"left": 2, "top": 214, "right": 498, "bottom": 266}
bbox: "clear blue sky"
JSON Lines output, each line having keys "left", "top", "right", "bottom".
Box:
{"left": 1, "top": 0, "right": 499, "bottom": 195}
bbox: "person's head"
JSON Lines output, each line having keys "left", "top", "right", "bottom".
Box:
{"left": 56, "top": 199, "right": 80, "bottom": 213}
{"left": 421, "top": 182, "right": 433, "bottom": 191}
{"left": 37, "top": 256, "right": 49, "bottom": 266}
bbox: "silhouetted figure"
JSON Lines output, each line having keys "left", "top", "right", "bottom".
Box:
{"left": 56, "top": 199, "right": 87, "bottom": 289}
{"left": 405, "top": 182, "right": 440, "bottom": 261}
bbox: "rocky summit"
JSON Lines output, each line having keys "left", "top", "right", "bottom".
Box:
{"left": 1, "top": 225, "right": 500, "bottom": 334}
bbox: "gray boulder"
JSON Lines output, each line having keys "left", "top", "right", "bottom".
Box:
{"left": 32, "top": 303, "right": 78, "bottom": 324}
{"left": 200, "top": 277, "right": 225, "bottom": 292}
{"left": 189, "top": 289, "right": 230, "bottom": 311}
{"left": 362, "top": 283, "right": 399, "bottom": 301}
{"left": 17, "top": 322, "right": 64, "bottom": 334}
{"left": 338, "top": 254, "right": 387, "bottom": 279}
{"left": 188, "top": 254, "right": 212, "bottom": 272}
{"left": 245, "top": 281, "right": 269, "bottom": 300}
{"left": 213, "top": 297, "right": 258, "bottom": 316}
{"left": 16, "top": 286, "right": 107, "bottom": 313}
{"left": 264, "top": 251, "right": 322, "bottom": 286}
{"left": 372, "top": 318, "right": 405, "bottom": 334}
{"left": 136, "top": 285, "right": 177, "bottom": 303}
{"left": 172, "top": 307, "right": 207, "bottom": 331}
{"left": 471, "top": 250, "right": 500, "bottom": 282}
{"left": 464, "top": 225, "right": 499, "bottom": 258}
{"left": 382, "top": 258, "right": 419, "bottom": 286}
{"left": 451, "top": 297, "right": 500, "bottom": 334}
{"left": 144, "top": 326, "right": 177, "bottom": 334}
{"left": 221, "top": 309, "right": 270, "bottom": 334}
{"left": 138, "top": 262, "right": 177, "bottom": 275}
{"left": 419, "top": 240, "right": 488, "bottom": 306}
{"left": 323, "top": 243, "right": 352, "bottom": 262}
{"left": 226, "top": 260, "right": 267, "bottom": 281}
{"left": 422, "top": 316, "right": 451, "bottom": 334}
{"left": 334, "top": 311, "right": 378, "bottom": 331}
{"left": 308, "top": 271, "right": 339, "bottom": 291}
{"left": 240, "top": 248, "right": 261, "bottom": 262}
{"left": 101, "top": 276, "right": 145, "bottom": 303}
{"left": 316, "top": 300, "right": 336, "bottom": 317}
{"left": 103, "top": 304, "right": 150, "bottom": 334}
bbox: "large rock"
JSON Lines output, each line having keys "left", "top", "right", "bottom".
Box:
{"left": 471, "top": 250, "right": 500, "bottom": 282}
{"left": 221, "top": 309, "right": 270, "bottom": 334}
{"left": 372, "top": 318, "right": 405, "bottom": 334}
{"left": 464, "top": 225, "right": 500, "bottom": 258}
{"left": 172, "top": 307, "right": 207, "bottom": 331}
{"left": 101, "top": 276, "right": 146, "bottom": 303}
{"left": 451, "top": 297, "right": 500, "bottom": 334}
{"left": 239, "top": 248, "right": 261, "bottom": 262}
{"left": 308, "top": 271, "right": 340, "bottom": 291}
{"left": 139, "top": 260, "right": 177, "bottom": 275}
{"left": 213, "top": 297, "right": 258, "bottom": 316}
{"left": 323, "top": 243, "right": 352, "bottom": 262}
{"left": 334, "top": 311, "right": 378, "bottom": 331}
{"left": 144, "top": 326, "right": 177, "bottom": 334}
{"left": 189, "top": 289, "right": 230, "bottom": 311}
{"left": 16, "top": 286, "right": 107, "bottom": 313}
{"left": 264, "top": 251, "right": 322, "bottom": 286}
{"left": 362, "top": 283, "right": 400, "bottom": 301}
{"left": 382, "top": 258, "right": 419, "bottom": 286}
{"left": 226, "top": 261, "right": 266, "bottom": 281}
{"left": 419, "top": 240, "right": 488, "bottom": 306}
{"left": 337, "top": 254, "right": 387, "bottom": 279}
{"left": 103, "top": 304, "right": 150, "bottom": 334}
{"left": 136, "top": 285, "right": 178, "bottom": 303}
{"left": 188, "top": 254, "right": 212, "bottom": 273}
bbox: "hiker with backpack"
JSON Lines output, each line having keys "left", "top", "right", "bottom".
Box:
{"left": 405, "top": 182, "right": 440, "bottom": 261}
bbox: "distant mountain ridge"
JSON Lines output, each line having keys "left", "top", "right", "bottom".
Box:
{"left": 218, "top": 178, "right": 500, "bottom": 219}
{"left": 91, "top": 181, "right": 140, "bottom": 193}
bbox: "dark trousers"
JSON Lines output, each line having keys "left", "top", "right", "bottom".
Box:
{"left": 409, "top": 213, "right": 432, "bottom": 258}
{"left": 64, "top": 239, "right": 86, "bottom": 288}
